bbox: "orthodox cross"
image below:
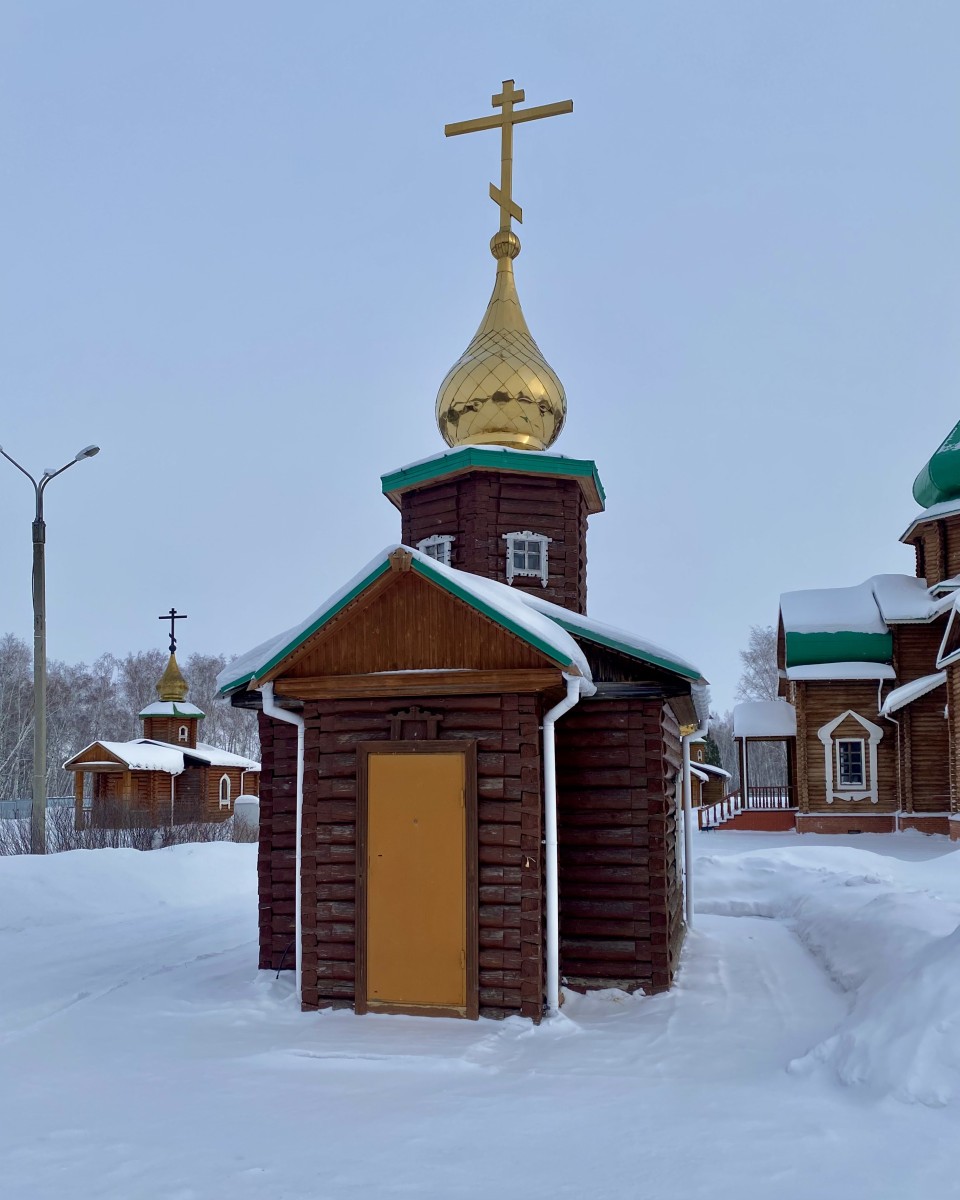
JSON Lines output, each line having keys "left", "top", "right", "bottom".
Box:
{"left": 445, "top": 79, "right": 573, "bottom": 233}
{"left": 159, "top": 607, "right": 188, "bottom": 654}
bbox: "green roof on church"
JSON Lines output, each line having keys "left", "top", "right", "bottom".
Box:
{"left": 380, "top": 446, "right": 605, "bottom": 514}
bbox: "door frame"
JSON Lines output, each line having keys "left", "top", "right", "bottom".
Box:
{"left": 355, "top": 740, "right": 478, "bottom": 1019}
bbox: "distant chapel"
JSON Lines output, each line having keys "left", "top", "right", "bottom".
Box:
{"left": 219, "top": 81, "right": 706, "bottom": 1021}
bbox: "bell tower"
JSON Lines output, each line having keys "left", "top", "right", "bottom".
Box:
{"left": 139, "top": 608, "right": 205, "bottom": 747}
{"left": 381, "top": 79, "right": 604, "bottom": 614}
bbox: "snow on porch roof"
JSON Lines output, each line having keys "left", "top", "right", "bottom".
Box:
{"left": 733, "top": 701, "right": 797, "bottom": 739}
{"left": 63, "top": 740, "right": 187, "bottom": 774}
{"left": 217, "top": 545, "right": 594, "bottom": 694}
{"left": 879, "top": 672, "right": 946, "bottom": 717}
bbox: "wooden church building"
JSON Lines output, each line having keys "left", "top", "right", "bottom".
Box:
{"left": 219, "top": 81, "right": 706, "bottom": 1021}
{"left": 772, "top": 417, "right": 960, "bottom": 838}
{"left": 66, "top": 637, "right": 260, "bottom": 828}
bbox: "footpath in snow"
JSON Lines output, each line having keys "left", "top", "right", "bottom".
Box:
{"left": 0, "top": 832, "right": 957, "bottom": 1199}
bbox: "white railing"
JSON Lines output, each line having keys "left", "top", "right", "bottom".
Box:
{"left": 697, "top": 786, "right": 796, "bottom": 829}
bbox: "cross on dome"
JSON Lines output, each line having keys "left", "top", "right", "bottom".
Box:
{"left": 159, "top": 607, "right": 188, "bottom": 655}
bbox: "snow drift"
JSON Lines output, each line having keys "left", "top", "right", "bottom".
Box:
{"left": 698, "top": 844, "right": 960, "bottom": 1105}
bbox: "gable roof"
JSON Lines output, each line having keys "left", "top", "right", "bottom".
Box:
{"left": 217, "top": 546, "right": 591, "bottom": 693}
{"left": 63, "top": 739, "right": 260, "bottom": 775}
{"left": 218, "top": 545, "right": 705, "bottom": 695}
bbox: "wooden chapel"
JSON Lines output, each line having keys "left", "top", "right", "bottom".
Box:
{"left": 219, "top": 80, "right": 706, "bottom": 1021}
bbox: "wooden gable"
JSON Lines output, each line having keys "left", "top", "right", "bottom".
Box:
{"left": 266, "top": 565, "right": 560, "bottom": 684}
{"left": 64, "top": 742, "right": 127, "bottom": 771}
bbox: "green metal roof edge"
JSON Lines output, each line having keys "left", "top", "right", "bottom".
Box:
{"left": 545, "top": 614, "right": 701, "bottom": 681}
{"left": 409, "top": 557, "right": 577, "bottom": 671}
{"left": 138, "top": 703, "right": 206, "bottom": 719}
{"left": 218, "top": 559, "right": 393, "bottom": 693}
{"left": 785, "top": 630, "right": 893, "bottom": 668}
{"left": 380, "top": 447, "right": 606, "bottom": 508}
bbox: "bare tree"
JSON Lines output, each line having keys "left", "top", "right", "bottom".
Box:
{"left": 736, "top": 625, "right": 780, "bottom": 702}
{"left": 734, "top": 623, "right": 787, "bottom": 787}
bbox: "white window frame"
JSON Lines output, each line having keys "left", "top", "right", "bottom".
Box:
{"left": 417, "top": 534, "right": 454, "bottom": 566}
{"left": 835, "top": 738, "right": 865, "bottom": 789}
{"left": 503, "top": 531, "right": 551, "bottom": 586}
{"left": 219, "top": 773, "right": 232, "bottom": 809}
{"left": 178, "top": 725, "right": 189, "bottom": 743}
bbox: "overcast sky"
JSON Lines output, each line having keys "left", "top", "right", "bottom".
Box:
{"left": 2, "top": 1, "right": 959, "bottom": 710}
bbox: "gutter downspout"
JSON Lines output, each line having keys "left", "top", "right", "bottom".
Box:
{"left": 260, "top": 682, "right": 305, "bottom": 1005}
{"left": 543, "top": 673, "right": 590, "bottom": 1016}
{"left": 878, "top": 679, "right": 902, "bottom": 833}
{"left": 681, "top": 719, "right": 710, "bottom": 930}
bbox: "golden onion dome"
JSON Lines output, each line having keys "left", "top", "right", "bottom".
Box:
{"left": 156, "top": 652, "right": 189, "bottom": 703}
{"left": 436, "top": 231, "right": 566, "bottom": 452}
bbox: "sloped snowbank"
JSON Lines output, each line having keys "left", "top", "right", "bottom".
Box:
{"left": 698, "top": 844, "right": 960, "bottom": 1105}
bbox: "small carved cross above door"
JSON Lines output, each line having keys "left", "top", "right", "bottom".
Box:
{"left": 389, "top": 707, "right": 442, "bottom": 741}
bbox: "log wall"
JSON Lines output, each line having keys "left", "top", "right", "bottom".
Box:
{"left": 893, "top": 622, "right": 950, "bottom": 813}
{"left": 399, "top": 471, "right": 589, "bottom": 613}
{"left": 257, "top": 713, "right": 299, "bottom": 971}
{"left": 555, "top": 697, "right": 684, "bottom": 995}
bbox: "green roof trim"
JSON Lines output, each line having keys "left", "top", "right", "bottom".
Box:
{"left": 785, "top": 630, "right": 893, "bottom": 668}
{"left": 543, "top": 612, "right": 702, "bottom": 681}
{"left": 218, "top": 559, "right": 393, "bottom": 692}
{"left": 381, "top": 447, "right": 606, "bottom": 512}
{"left": 409, "top": 557, "right": 577, "bottom": 671}
{"left": 913, "top": 418, "right": 960, "bottom": 508}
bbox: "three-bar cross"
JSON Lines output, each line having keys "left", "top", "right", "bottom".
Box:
{"left": 159, "top": 607, "right": 188, "bottom": 655}
{"left": 445, "top": 80, "right": 573, "bottom": 233}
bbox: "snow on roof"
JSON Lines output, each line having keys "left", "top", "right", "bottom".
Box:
{"left": 780, "top": 581, "right": 886, "bottom": 636}
{"left": 785, "top": 662, "right": 897, "bottom": 682}
{"left": 868, "top": 574, "right": 938, "bottom": 623}
{"left": 520, "top": 593, "right": 704, "bottom": 682}
{"left": 693, "top": 761, "right": 731, "bottom": 779}
{"left": 900, "top": 495, "right": 960, "bottom": 542}
{"left": 66, "top": 740, "right": 187, "bottom": 774}
{"left": 733, "top": 701, "right": 797, "bottom": 739}
{"left": 138, "top": 701, "right": 206, "bottom": 719}
{"left": 879, "top": 672, "right": 946, "bottom": 717}
{"left": 690, "top": 766, "right": 709, "bottom": 784}
{"left": 187, "top": 742, "right": 260, "bottom": 771}
{"left": 64, "top": 738, "right": 260, "bottom": 774}
{"left": 218, "top": 546, "right": 593, "bottom": 693}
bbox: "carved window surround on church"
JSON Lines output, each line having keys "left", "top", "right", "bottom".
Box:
{"left": 503, "top": 531, "right": 550, "bottom": 586}
{"left": 818, "top": 711, "right": 883, "bottom": 804}
{"left": 417, "top": 534, "right": 454, "bottom": 566}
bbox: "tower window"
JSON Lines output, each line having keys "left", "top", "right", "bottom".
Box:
{"left": 503, "top": 531, "right": 551, "bottom": 586}
{"left": 178, "top": 725, "right": 189, "bottom": 743}
{"left": 417, "top": 534, "right": 454, "bottom": 566}
{"left": 219, "top": 774, "right": 232, "bottom": 809}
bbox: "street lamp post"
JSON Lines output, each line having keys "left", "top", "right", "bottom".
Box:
{"left": 0, "top": 443, "right": 100, "bottom": 853}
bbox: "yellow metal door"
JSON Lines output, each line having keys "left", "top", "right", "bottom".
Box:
{"left": 366, "top": 752, "right": 466, "bottom": 1012}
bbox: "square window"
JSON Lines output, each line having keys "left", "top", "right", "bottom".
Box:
{"left": 503, "top": 532, "right": 550, "bottom": 585}
{"left": 417, "top": 535, "right": 453, "bottom": 566}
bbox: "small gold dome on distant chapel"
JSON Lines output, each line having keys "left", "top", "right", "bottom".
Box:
{"left": 436, "top": 233, "right": 566, "bottom": 452}
{"left": 157, "top": 653, "right": 189, "bottom": 702}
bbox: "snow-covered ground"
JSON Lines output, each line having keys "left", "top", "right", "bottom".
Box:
{"left": 1, "top": 830, "right": 958, "bottom": 1199}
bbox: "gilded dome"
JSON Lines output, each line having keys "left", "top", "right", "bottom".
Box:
{"left": 436, "top": 232, "right": 566, "bottom": 452}
{"left": 156, "top": 652, "right": 189, "bottom": 703}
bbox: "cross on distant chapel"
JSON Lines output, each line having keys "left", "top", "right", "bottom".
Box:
{"left": 159, "top": 607, "right": 188, "bottom": 654}
{"left": 445, "top": 79, "right": 573, "bottom": 233}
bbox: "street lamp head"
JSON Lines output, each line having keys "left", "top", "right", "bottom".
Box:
{"left": 75, "top": 445, "right": 100, "bottom": 461}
